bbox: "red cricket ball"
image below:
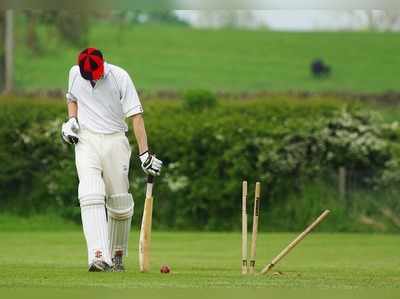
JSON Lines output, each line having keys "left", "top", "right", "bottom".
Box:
{"left": 160, "top": 265, "right": 171, "bottom": 274}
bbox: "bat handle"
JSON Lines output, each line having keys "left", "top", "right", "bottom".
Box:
{"left": 147, "top": 175, "right": 154, "bottom": 184}
{"left": 146, "top": 175, "right": 155, "bottom": 198}
{"left": 147, "top": 153, "right": 156, "bottom": 184}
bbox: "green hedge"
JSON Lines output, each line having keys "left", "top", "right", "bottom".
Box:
{"left": 1, "top": 96, "right": 400, "bottom": 232}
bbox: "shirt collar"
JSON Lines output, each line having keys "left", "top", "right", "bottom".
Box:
{"left": 103, "top": 62, "right": 111, "bottom": 78}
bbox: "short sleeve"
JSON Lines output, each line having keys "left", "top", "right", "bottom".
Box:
{"left": 121, "top": 71, "right": 143, "bottom": 118}
{"left": 66, "top": 66, "right": 79, "bottom": 102}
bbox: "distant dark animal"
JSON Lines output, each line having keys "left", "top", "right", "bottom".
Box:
{"left": 311, "top": 59, "right": 331, "bottom": 78}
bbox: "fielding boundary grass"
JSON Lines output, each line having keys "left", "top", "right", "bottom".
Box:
{"left": 16, "top": 24, "right": 400, "bottom": 93}
{"left": 0, "top": 231, "right": 399, "bottom": 291}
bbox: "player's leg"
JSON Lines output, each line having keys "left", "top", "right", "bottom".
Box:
{"left": 103, "top": 134, "right": 133, "bottom": 271}
{"left": 75, "top": 132, "right": 112, "bottom": 271}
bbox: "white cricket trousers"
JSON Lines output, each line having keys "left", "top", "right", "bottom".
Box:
{"left": 75, "top": 129, "right": 133, "bottom": 266}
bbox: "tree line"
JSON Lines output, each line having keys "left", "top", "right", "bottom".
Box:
{"left": 0, "top": 10, "right": 187, "bottom": 94}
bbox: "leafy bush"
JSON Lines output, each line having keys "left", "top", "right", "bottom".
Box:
{"left": 316, "top": 110, "right": 392, "bottom": 187}
{"left": 1, "top": 96, "right": 399, "bottom": 232}
{"left": 182, "top": 90, "right": 217, "bottom": 112}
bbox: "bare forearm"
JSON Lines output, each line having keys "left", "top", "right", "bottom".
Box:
{"left": 133, "top": 114, "right": 163, "bottom": 176}
{"left": 132, "top": 114, "right": 148, "bottom": 155}
{"left": 67, "top": 101, "right": 78, "bottom": 118}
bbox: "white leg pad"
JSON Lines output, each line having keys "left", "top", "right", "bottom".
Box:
{"left": 106, "top": 193, "right": 134, "bottom": 257}
{"left": 79, "top": 175, "right": 112, "bottom": 265}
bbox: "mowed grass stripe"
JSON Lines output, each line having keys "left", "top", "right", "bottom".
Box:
{"left": 0, "top": 232, "right": 399, "bottom": 289}
{"left": 16, "top": 24, "right": 400, "bottom": 92}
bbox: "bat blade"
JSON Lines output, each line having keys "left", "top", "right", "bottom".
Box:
{"left": 139, "top": 196, "right": 153, "bottom": 272}
{"left": 139, "top": 175, "right": 155, "bottom": 273}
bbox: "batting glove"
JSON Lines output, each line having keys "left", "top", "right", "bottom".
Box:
{"left": 61, "top": 117, "right": 80, "bottom": 145}
{"left": 139, "top": 151, "right": 163, "bottom": 176}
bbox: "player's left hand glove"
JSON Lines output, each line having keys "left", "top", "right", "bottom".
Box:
{"left": 139, "top": 151, "right": 163, "bottom": 176}
{"left": 61, "top": 117, "right": 80, "bottom": 145}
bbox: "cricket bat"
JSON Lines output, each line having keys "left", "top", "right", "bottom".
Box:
{"left": 139, "top": 175, "right": 154, "bottom": 272}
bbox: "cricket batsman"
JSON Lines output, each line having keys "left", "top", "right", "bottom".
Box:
{"left": 61, "top": 48, "right": 162, "bottom": 272}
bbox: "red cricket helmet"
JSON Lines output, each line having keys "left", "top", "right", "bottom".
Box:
{"left": 78, "top": 48, "right": 104, "bottom": 81}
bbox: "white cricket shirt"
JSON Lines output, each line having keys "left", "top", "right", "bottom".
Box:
{"left": 66, "top": 62, "right": 143, "bottom": 134}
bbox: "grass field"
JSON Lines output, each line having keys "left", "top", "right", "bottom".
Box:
{"left": 16, "top": 24, "right": 400, "bottom": 93}
{"left": 0, "top": 230, "right": 399, "bottom": 292}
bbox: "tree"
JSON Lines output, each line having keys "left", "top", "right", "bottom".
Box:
{"left": 3, "top": 10, "right": 13, "bottom": 94}
{"left": 25, "top": 10, "right": 40, "bottom": 54}
{"left": 188, "top": 11, "right": 259, "bottom": 29}
{"left": 352, "top": 10, "right": 400, "bottom": 32}
{"left": 0, "top": 12, "right": 5, "bottom": 91}
{"left": 370, "top": 11, "right": 400, "bottom": 31}
{"left": 54, "top": 11, "right": 89, "bottom": 47}
{"left": 23, "top": 10, "right": 90, "bottom": 55}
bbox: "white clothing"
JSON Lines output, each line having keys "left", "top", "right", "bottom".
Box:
{"left": 66, "top": 62, "right": 143, "bottom": 134}
{"left": 75, "top": 129, "right": 133, "bottom": 264}
{"left": 75, "top": 129, "right": 132, "bottom": 197}
{"left": 107, "top": 193, "right": 134, "bottom": 257}
{"left": 80, "top": 191, "right": 112, "bottom": 265}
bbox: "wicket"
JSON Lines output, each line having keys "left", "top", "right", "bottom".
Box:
{"left": 241, "top": 181, "right": 248, "bottom": 274}
{"left": 241, "top": 181, "right": 261, "bottom": 275}
{"left": 249, "top": 182, "right": 261, "bottom": 274}
{"left": 260, "top": 209, "right": 330, "bottom": 275}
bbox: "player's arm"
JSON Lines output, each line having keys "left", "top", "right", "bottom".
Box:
{"left": 61, "top": 68, "right": 80, "bottom": 145}
{"left": 131, "top": 113, "right": 162, "bottom": 176}
{"left": 132, "top": 113, "right": 148, "bottom": 155}
{"left": 121, "top": 69, "right": 162, "bottom": 176}
{"left": 67, "top": 101, "right": 78, "bottom": 119}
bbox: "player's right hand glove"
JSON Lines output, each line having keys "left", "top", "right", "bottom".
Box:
{"left": 61, "top": 117, "right": 80, "bottom": 145}
{"left": 139, "top": 151, "right": 163, "bottom": 176}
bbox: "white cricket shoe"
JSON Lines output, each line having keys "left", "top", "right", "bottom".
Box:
{"left": 88, "top": 259, "right": 112, "bottom": 272}
{"left": 112, "top": 251, "right": 125, "bottom": 272}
